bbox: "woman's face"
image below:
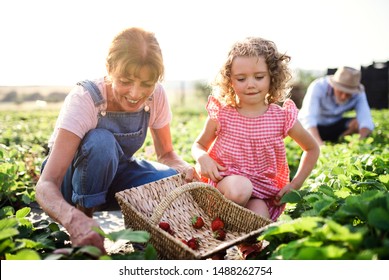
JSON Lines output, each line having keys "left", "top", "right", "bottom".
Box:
{"left": 110, "top": 66, "right": 156, "bottom": 112}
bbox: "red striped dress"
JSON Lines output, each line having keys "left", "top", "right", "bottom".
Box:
{"left": 205, "top": 96, "right": 298, "bottom": 221}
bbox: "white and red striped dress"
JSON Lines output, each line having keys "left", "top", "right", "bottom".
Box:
{"left": 205, "top": 96, "right": 298, "bottom": 221}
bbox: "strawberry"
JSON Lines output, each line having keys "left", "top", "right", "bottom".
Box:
{"left": 213, "top": 228, "right": 226, "bottom": 240}
{"left": 159, "top": 222, "right": 170, "bottom": 231}
{"left": 186, "top": 237, "right": 199, "bottom": 250}
{"left": 191, "top": 215, "right": 204, "bottom": 229}
{"left": 159, "top": 221, "right": 175, "bottom": 236}
{"left": 211, "top": 217, "right": 225, "bottom": 231}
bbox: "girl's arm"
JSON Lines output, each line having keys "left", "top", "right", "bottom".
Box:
{"left": 275, "top": 120, "right": 320, "bottom": 203}
{"left": 191, "top": 117, "right": 226, "bottom": 182}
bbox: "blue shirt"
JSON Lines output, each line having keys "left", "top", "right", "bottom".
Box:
{"left": 298, "top": 76, "right": 375, "bottom": 131}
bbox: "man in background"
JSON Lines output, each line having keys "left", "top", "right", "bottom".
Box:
{"left": 298, "top": 66, "right": 374, "bottom": 145}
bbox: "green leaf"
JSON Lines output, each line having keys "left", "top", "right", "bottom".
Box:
{"left": 6, "top": 249, "right": 41, "bottom": 260}
{"left": 143, "top": 243, "right": 158, "bottom": 260}
{"left": 259, "top": 217, "right": 323, "bottom": 241}
{"left": 0, "top": 206, "right": 15, "bottom": 219}
{"left": 44, "top": 253, "right": 66, "bottom": 260}
{"left": 14, "top": 238, "right": 44, "bottom": 250}
{"left": 48, "top": 222, "right": 61, "bottom": 232}
{"left": 379, "top": 174, "right": 389, "bottom": 184}
{"left": 0, "top": 227, "right": 19, "bottom": 240}
{"left": 304, "top": 193, "right": 322, "bottom": 204}
{"left": 337, "top": 174, "right": 349, "bottom": 183}
{"left": 0, "top": 217, "right": 18, "bottom": 231}
{"left": 297, "top": 245, "right": 348, "bottom": 260}
{"left": 0, "top": 238, "right": 15, "bottom": 254}
{"left": 312, "top": 196, "right": 336, "bottom": 216}
{"left": 332, "top": 166, "right": 344, "bottom": 175}
{"left": 281, "top": 190, "right": 302, "bottom": 204}
{"left": 315, "top": 220, "right": 362, "bottom": 246}
{"left": 335, "top": 191, "right": 384, "bottom": 222}
{"left": 15, "top": 207, "right": 31, "bottom": 219}
{"left": 75, "top": 245, "right": 103, "bottom": 258}
{"left": 367, "top": 208, "right": 389, "bottom": 231}
{"left": 50, "top": 230, "right": 70, "bottom": 242}
{"left": 92, "top": 227, "right": 109, "bottom": 239}
{"left": 317, "top": 185, "right": 335, "bottom": 197}
{"left": 109, "top": 230, "right": 150, "bottom": 243}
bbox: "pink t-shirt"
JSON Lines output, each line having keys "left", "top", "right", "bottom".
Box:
{"left": 48, "top": 77, "right": 172, "bottom": 148}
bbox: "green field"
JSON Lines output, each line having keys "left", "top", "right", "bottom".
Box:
{"left": 0, "top": 106, "right": 388, "bottom": 260}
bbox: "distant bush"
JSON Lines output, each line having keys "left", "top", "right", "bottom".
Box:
{"left": 45, "top": 92, "right": 67, "bottom": 103}
{"left": 1, "top": 91, "right": 18, "bottom": 102}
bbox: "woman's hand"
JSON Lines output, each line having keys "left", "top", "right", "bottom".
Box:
{"left": 66, "top": 208, "right": 107, "bottom": 255}
{"left": 183, "top": 166, "right": 200, "bottom": 182}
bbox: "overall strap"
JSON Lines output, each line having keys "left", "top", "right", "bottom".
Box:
{"left": 77, "top": 80, "right": 105, "bottom": 107}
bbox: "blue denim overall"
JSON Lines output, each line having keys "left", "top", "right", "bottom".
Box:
{"left": 44, "top": 80, "right": 177, "bottom": 210}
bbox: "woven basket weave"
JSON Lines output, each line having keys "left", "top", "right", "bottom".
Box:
{"left": 115, "top": 173, "right": 272, "bottom": 259}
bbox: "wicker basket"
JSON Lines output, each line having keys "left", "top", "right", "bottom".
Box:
{"left": 115, "top": 173, "right": 272, "bottom": 259}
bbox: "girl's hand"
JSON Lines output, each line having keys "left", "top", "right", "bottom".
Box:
{"left": 195, "top": 154, "right": 226, "bottom": 183}
{"left": 274, "top": 183, "right": 296, "bottom": 206}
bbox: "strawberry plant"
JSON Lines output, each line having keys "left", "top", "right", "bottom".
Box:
{"left": 259, "top": 126, "right": 389, "bottom": 259}
{"left": 0, "top": 205, "right": 157, "bottom": 260}
{"left": 1, "top": 107, "right": 388, "bottom": 259}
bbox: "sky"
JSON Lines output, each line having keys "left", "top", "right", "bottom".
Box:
{"left": 1, "top": 0, "right": 388, "bottom": 86}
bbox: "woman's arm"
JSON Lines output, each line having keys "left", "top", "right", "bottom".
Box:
{"left": 150, "top": 124, "right": 197, "bottom": 181}
{"left": 35, "top": 128, "right": 106, "bottom": 253}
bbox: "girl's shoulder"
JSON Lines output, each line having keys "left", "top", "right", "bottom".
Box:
{"left": 269, "top": 99, "right": 298, "bottom": 112}
{"left": 206, "top": 95, "right": 223, "bottom": 119}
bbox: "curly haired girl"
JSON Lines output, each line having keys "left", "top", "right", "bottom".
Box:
{"left": 192, "top": 36, "right": 319, "bottom": 222}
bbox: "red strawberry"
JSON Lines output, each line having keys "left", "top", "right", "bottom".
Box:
{"left": 191, "top": 215, "right": 204, "bottom": 229}
{"left": 159, "top": 222, "right": 170, "bottom": 231}
{"left": 213, "top": 228, "right": 226, "bottom": 240}
{"left": 181, "top": 239, "right": 188, "bottom": 246}
{"left": 159, "top": 221, "right": 175, "bottom": 236}
{"left": 187, "top": 237, "right": 199, "bottom": 250}
{"left": 211, "top": 217, "right": 225, "bottom": 231}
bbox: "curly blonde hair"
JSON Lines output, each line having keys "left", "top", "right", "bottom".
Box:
{"left": 213, "top": 37, "right": 292, "bottom": 107}
{"left": 105, "top": 27, "right": 164, "bottom": 84}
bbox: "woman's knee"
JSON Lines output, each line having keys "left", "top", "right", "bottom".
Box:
{"left": 81, "top": 129, "right": 121, "bottom": 159}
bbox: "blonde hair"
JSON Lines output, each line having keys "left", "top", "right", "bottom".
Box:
{"left": 105, "top": 27, "right": 164, "bottom": 84}
{"left": 214, "top": 37, "right": 292, "bottom": 107}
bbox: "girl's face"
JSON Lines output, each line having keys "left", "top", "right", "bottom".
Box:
{"left": 230, "top": 56, "right": 270, "bottom": 107}
{"left": 110, "top": 66, "right": 156, "bottom": 112}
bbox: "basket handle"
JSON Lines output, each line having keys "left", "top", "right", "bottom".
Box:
{"left": 149, "top": 182, "right": 221, "bottom": 225}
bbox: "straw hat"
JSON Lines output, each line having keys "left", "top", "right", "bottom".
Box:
{"left": 328, "top": 66, "right": 364, "bottom": 94}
